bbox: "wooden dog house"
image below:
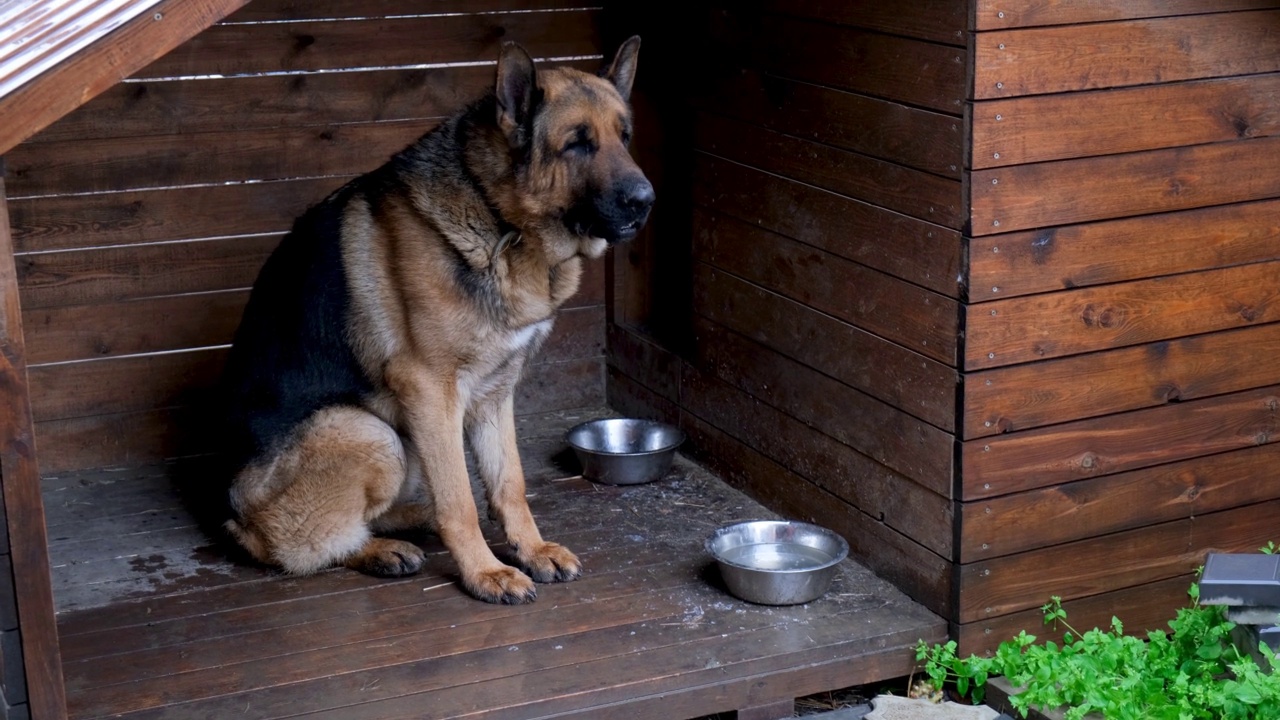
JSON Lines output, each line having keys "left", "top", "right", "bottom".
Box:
{"left": 5, "top": 1, "right": 1280, "bottom": 718}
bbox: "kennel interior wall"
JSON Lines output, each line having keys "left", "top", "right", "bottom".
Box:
{"left": 7, "top": 0, "right": 1280, "bottom": 716}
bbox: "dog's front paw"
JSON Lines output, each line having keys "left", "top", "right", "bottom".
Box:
{"left": 465, "top": 564, "right": 538, "bottom": 604}
{"left": 519, "top": 541, "right": 581, "bottom": 583}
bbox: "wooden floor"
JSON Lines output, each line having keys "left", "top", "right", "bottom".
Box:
{"left": 43, "top": 408, "right": 944, "bottom": 720}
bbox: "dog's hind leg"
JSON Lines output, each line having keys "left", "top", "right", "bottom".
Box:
{"left": 467, "top": 393, "right": 581, "bottom": 583}
{"left": 226, "top": 406, "right": 426, "bottom": 577}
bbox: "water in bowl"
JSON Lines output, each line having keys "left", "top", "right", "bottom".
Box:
{"left": 721, "top": 542, "right": 832, "bottom": 571}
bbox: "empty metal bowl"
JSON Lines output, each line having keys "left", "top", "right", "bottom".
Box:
{"left": 565, "top": 418, "right": 685, "bottom": 485}
{"left": 706, "top": 520, "right": 849, "bottom": 605}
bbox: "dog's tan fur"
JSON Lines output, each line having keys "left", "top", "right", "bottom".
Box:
{"left": 220, "top": 38, "right": 649, "bottom": 604}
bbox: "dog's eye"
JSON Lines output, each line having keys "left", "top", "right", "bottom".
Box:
{"left": 562, "top": 138, "right": 596, "bottom": 156}
{"left": 620, "top": 130, "right": 632, "bottom": 145}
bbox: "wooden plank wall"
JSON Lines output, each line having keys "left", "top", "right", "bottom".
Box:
{"left": 959, "top": 0, "right": 1280, "bottom": 653}
{"left": 608, "top": 0, "right": 968, "bottom": 620}
{"left": 5, "top": 0, "right": 607, "bottom": 473}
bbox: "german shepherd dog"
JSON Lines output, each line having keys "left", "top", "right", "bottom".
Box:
{"left": 215, "top": 38, "right": 653, "bottom": 604}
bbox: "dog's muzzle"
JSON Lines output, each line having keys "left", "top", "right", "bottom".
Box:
{"left": 567, "top": 175, "right": 655, "bottom": 244}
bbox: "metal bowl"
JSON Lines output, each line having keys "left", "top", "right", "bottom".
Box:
{"left": 565, "top": 418, "right": 685, "bottom": 485}
{"left": 706, "top": 520, "right": 849, "bottom": 605}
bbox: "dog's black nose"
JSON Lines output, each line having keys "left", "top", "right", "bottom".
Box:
{"left": 622, "top": 179, "right": 656, "bottom": 212}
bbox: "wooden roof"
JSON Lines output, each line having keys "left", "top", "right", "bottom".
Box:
{"left": 0, "top": 0, "right": 251, "bottom": 155}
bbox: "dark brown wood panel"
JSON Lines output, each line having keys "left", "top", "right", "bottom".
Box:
{"left": 17, "top": 234, "right": 280, "bottom": 311}
{"left": 0, "top": 172, "right": 67, "bottom": 719}
{"left": 974, "top": 0, "right": 1280, "bottom": 30}
{"left": 9, "top": 176, "right": 339, "bottom": 253}
{"left": 24, "top": 291, "right": 247, "bottom": 365}
{"left": 692, "top": 318, "right": 953, "bottom": 494}
{"left": 23, "top": 294, "right": 597, "bottom": 367}
{"left": 973, "top": 11, "right": 1280, "bottom": 99}
{"left": 605, "top": 325, "right": 681, "bottom": 404}
{"left": 961, "top": 498, "right": 1280, "bottom": 622}
{"left": 694, "top": 156, "right": 963, "bottom": 297}
{"left": 28, "top": 348, "right": 226, "bottom": 424}
{"left": 967, "top": 199, "right": 1280, "bottom": 301}
{"left": 680, "top": 363, "right": 951, "bottom": 554}
{"left": 960, "top": 443, "right": 1280, "bottom": 562}
{"left": 971, "top": 135, "right": 1280, "bottom": 234}
{"left": 960, "top": 384, "right": 1280, "bottom": 499}
{"left": 6, "top": 119, "right": 434, "bottom": 198}
{"left": 33, "top": 68, "right": 479, "bottom": 144}
{"left": 965, "top": 261, "right": 1280, "bottom": 369}
{"left": 35, "top": 408, "right": 195, "bottom": 473}
{"left": 692, "top": 264, "right": 956, "bottom": 432}
{"left": 136, "top": 10, "right": 599, "bottom": 79}
{"left": 694, "top": 210, "right": 958, "bottom": 365}
{"left": 689, "top": 70, "right": 963, "bottom": 179}
{"left": 965, "top": 323, "right": 1280, "bottom": 438}
{"left": 715, "top": 11, "right": 965, "bottom": 113}
{"left": 681, "top": 411, "right": 952, "bottom": 618}
{"left": 972, "top": 74, "right": 1280, "bottom": 168}
{"left": 956, "top": 575, "right": 1194, "bottom": 657}
{"left": 756, "top": 0, "right": 966, "bottom": 45}
{"left": 0, "top": 0, "right": 253, "bottom": 156}
{"left": 226, "top": 0, "right": 588, "bottom": 22}
{"left": 695, "top": 113, "right": 962, "bottom": 228}
{"left": 958, "top": 518, "right": 1193, "bottom": 622}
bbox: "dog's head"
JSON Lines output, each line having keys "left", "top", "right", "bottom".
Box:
{"left": 495, "top": 37, "right": 654, "bottom": 248}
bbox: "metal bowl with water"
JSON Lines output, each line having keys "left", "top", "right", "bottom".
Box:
{"left": 564, "top": 418, "right": 685, "bottom": 485}
{"left": 706, "top": 520, "right": 849, "bottom": 605}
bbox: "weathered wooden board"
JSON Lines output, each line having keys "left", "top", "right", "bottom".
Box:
{"left": 689, "top": 70, "right": 963, "bottom": 179}
{"left": 967, "top": 198, "right": 1280, "bottom": 301}
{"left": 35, "top": 68, "right": 482, "bottom": 144}
{"left": 711, "top": 10, "right": 964, "bottom": 113}
{"left": 135, "top": 10, "right": 600, "bottom": 79}
{"left": 959, "top": 499, "right": 1280, "bottom": 622}
{"left": 28, "top": 348, "right": 225, "bottom": 424}
{"left": 959, "top": 442, "right": 1280, "bottom": 562}
{"left": 23, "top": 291, "right": 247, "bottom": 365}
{"left": 8, "top": 177, "right": 338, "bottom": 252}
{"left": 755, "top": 0, "right": 965, "bottom": 45}
{"left": 964, "top": 323, "right": 1280, "bottom": 438}
{"left": 960, "top": 384, "right": 1280, "bottom": 499}
{"left": 694, "top": 155, "right": 962, "bottom": 297}
{"left": 17, "top": 234, "right": 280, "bottom": 310}
{"left": 971, "top": 73, "right": 1280, "bottom": 168}
{"left": 693, "top": 210, "right": 958, "bottom": 364}
{"left": 956, "top": 575, "right": 1194, "bottom": 657}
{"left": 965, "top": 262, "right": 1280, "bottom": 370}
{"left": 692, "top": 264, "right": 956, "bottom": 432}
{"left": 973, "top": 11, "right": 1280, "bottom": 99}
{"left": 974, "top": 1, "right": 1280, "bottom": 30}
{"left": 691, "top": 318, "right": 953, "bottom": 494}
{"left": 604, "top": 325, "right": 681, "bottom": 405}
{"left": 695, "top": 113, "right": 962, "bottom": 228}
{"left": 971, "top": 135, "right": 1280, "bottom": 234}
{"left": 6, "top": 119, "right": 433, "bottom": 197}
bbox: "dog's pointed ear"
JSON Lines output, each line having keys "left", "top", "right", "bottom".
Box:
{"left": 601, "top": 36, "right": 641, "bottom": 102}
{"left": 496, "top": 41, "right": 539, "bottom": 144}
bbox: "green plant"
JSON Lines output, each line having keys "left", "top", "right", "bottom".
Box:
{"left": 916, "top": 583, "right": 1280, "bottom": 719}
